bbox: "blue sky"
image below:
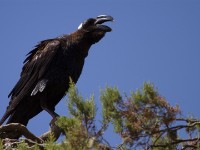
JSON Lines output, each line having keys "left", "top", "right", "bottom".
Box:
{"left": 1, "top": 0, "right": 200, "bottom": 146}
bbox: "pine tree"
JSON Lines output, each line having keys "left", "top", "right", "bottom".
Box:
{"left": 1, "top": 82, "right": 200, "bottom": 149}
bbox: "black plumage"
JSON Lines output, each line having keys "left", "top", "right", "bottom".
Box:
{"left": 0, "top": 15, "right": 113, "bottom": 126}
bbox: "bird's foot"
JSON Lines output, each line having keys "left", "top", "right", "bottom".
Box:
{"left": 49, "top": 117, "right": 58, "bottom": 128}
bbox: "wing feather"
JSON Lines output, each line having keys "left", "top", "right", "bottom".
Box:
{"left": 8, "top": 40, "right": 60, "bottom": 99}
{"left": 2, "top": 40, "right": 61, "bottom": 125}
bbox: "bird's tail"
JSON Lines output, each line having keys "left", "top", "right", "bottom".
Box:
{"left": 6, "top": 112, "right": 29, "bottom": 126}
{"left": 0, "top": 113, "right": 8, "bottom": 125}
{"left": 5, "top": 97, "right": 43, "bottom": 126}
{"left": 0, "top": 109, "right": 13, "bottom": 126}
{"left": 0, "top": 108, "right": 29, "bottom": 139}
{"left": 0, "top": 110, "right": 31, "bottom": 126}
{"left": 0, "top": 105, "right": 29, "bottom": 126}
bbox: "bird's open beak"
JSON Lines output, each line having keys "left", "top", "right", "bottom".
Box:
{"left": 94, "top": 15, "right": 114, "bottom": 32}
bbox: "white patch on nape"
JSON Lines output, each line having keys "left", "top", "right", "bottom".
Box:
{"left": 78, "top": 23, "right": 83, "bottom": 30}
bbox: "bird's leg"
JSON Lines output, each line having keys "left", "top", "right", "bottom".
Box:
{"left": 40, "top": 100, "right": 59, "bottom": 126}
{"left": 40, "top": 101, "right": 59, "bottom": 119}
{"left": 39, "top": 100, "right": 64, "bottom": 139}
{"left": 43, "top": 107, "right": 59, "bottom": 119}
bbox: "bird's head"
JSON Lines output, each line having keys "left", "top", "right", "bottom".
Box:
{"left": 77, "top": 15, "right": 114, "bottom": 44}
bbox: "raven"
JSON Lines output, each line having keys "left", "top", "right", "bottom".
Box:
{"left": 0, "top": 15, "right": 113, "bottom": 126}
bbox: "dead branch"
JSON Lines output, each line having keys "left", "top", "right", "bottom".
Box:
{"left": 0, "top": 118, "right": 64, "bottom": 149}
{"left": 0, "top": 123, "right": 43, "bottom": 143}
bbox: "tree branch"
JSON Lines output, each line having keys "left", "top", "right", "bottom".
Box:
{"left": 0, "top": 123, "right": 43, "bottom": 143}
{"left": 0, "top": 118, "right": 63, "bottom": 149}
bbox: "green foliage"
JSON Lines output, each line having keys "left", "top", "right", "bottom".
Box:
{"left": 2, "top": 82, "right": 200, "bottom": 149}
{"left": 100, "top": 86, "right": 123, "bottom": 133}
{"left": 57, "top": 117, "right": 89, "bottom": 149}
{"left": 56, "top": 82, "right": 200, "bottom": 149}
{"left": 17, "top": 141, "right": 29, "bottom": 150}
{"left": 56, "top": 82, "right": 97, "bottom": 150}
{"left": 14, "top": 140, "right": 40, "bottom": 150}
{"left": 67, "top": 81, "right": 96, "bottom": 124}
{"left": 43, "top": 133, "right": 60, "bottom": 150}
{"left": 0, "top": 139, "right": 3, "bottom": 150}
{"left": 16, "top": 140, "right": 41, "bottom": 150}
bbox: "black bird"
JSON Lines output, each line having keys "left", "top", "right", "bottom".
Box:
{"left": 0, "top": 15, "right": 113, "bottom": 126}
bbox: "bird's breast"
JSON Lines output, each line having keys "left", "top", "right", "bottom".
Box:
{"left": 44, "top": 50, "right": 85, "bottom": 88}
